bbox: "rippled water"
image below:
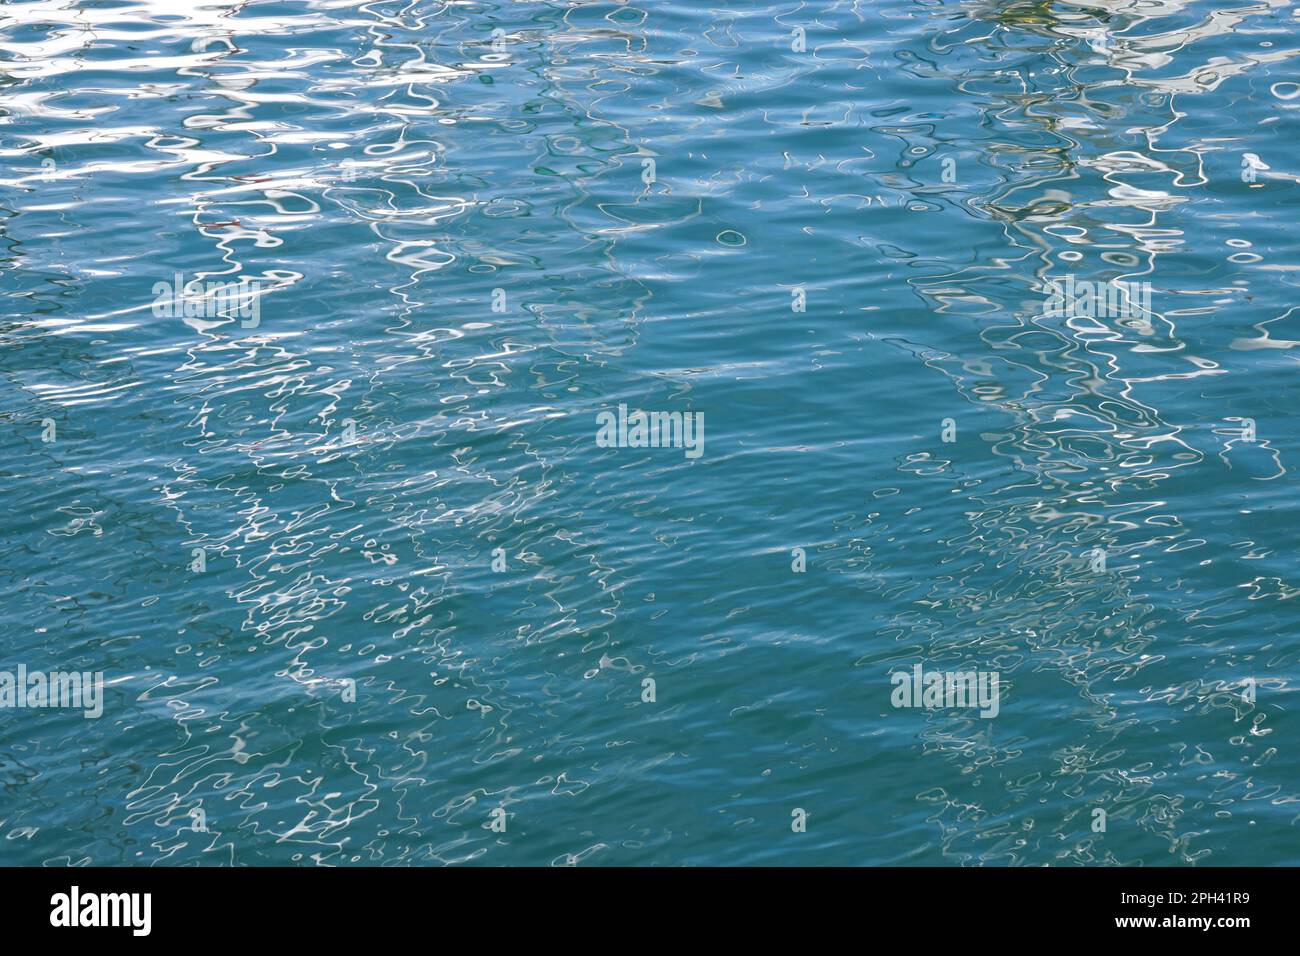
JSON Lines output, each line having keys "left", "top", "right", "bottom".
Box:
{"left": 2, "top": 0, "right": 1298, "bottom": 866}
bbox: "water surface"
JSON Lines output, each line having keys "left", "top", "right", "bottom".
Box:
{"left": 2, "top": 0, "right": 1298, "bottom": 866}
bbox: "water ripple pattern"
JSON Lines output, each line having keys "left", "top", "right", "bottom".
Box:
{"left": 1, "top": 0, "right": 1297, "bottom": 866}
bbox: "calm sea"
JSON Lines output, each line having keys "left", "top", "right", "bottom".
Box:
{"left": 2, "top": 0, "right": 1298, "bottom": 866}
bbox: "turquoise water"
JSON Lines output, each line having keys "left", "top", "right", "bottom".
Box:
{"left": 3, "top": 0, "right": 1298, "bottom": 867}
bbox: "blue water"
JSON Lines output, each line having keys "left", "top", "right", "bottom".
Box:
{"left": 2, "top": 0, "right": 1298, "bottom": 866}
